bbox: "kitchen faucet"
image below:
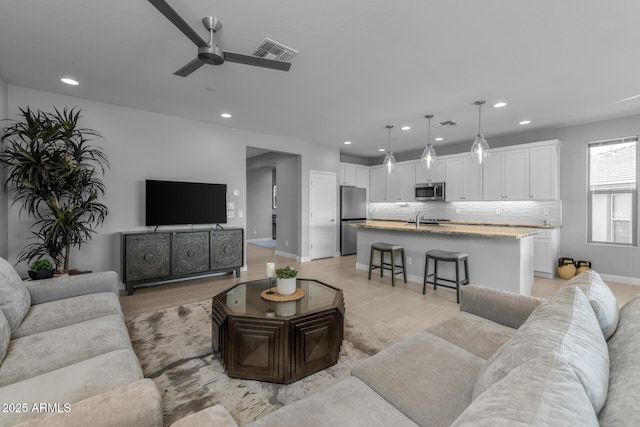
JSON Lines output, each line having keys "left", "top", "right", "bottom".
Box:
{"left": 415, "top": 211, "right": 423, "bottom": 229}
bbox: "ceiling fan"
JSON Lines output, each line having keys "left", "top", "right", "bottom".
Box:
{"left": 148, "top": 0, "right": 292, "bottom": 77}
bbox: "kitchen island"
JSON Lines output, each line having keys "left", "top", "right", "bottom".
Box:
{"left": 351, "top": 220, "right": 541, "bottom": 296}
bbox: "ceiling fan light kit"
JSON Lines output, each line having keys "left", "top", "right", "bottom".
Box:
{"left": 421, "top": 114, "right": 436, "bottom": 170}
{"left": 148, "top": 0, "right": 293, "bottom": 77}
{"left": 470, "top": 100, "right": 490, "bottom": 164}
{"left": 383, "top": 125, "right": 396, "bottom": 174}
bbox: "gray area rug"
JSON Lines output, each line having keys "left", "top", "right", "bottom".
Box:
{"left": 126, "top": 300, "right": 401, "bottom": 426}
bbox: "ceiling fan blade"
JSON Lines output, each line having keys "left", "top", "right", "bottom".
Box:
{"left": 148, "top": 0, "right": 208, "bottom": 48}
{"left": 224, "top": 52, "right": 291, "bottom": 71}
{"left": 174, "top": 58, "right": 207, "bottom": 77}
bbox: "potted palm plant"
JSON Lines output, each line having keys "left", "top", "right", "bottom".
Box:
{"left": 275, "top": 266, "right": 298, "bottom": 296}
{"left": 0, "top": 107, "right": 109, "bottom": 273}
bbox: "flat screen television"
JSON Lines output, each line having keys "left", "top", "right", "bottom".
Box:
{"left": 145, "top": 180, "right": 227, "bottom": 226}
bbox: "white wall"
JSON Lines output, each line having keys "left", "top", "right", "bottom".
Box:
{"left": 6, "top": 85, "right": 340, "bottom": 276}
{"left": 246, "top": 167, "right": 273, "bottom": 239}
{"left": 0, "top": 74, "right": 8, "bottom": 259}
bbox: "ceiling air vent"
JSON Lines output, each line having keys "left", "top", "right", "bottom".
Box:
{"left": 251, "top": 38, "right": 299, "bottom": 62}
{"left": 434, "top": 120, "right": 459, "bottom": 128}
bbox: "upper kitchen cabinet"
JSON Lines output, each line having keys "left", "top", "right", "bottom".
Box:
{"left": 340, "top": 162, "right": 370, "bottom": 198}
{"left": 445, "top": 155, "right": 483, "bottom": 201}
{"left": 369, "top": 166, "right": 387, "bottom": 202}
{"left": 482, "top": 148, "right": 529, "bottom": 200}
{"left": 369, "top": 163, "right": 415, "bottom": 202}
{"left": 529, "top": 141, "right": 560, "bottom": 200}
{"left": 415, "top": 159, "right": 446, "bottom": 183}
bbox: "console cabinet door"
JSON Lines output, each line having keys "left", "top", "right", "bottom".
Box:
{"left": 211, "top": 229, "right": 243, "bottom": 270}
{"left": 124, "top": 233, "right": 171, "bottom": 281}
{"left": 171, "top": 231, "right": 210, "bottom": 275}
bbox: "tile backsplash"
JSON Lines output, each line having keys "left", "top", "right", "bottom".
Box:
{"left": 368, "top": 200, "right": 562, "bottom": 226}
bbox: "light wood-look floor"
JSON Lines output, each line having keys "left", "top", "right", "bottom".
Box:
{"left": 120, "top": 244, "right": 640, "bottom": 339}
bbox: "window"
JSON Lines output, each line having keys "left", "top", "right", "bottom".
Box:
{"left": 587, "top": 136, "right": 638, "bottom": 246}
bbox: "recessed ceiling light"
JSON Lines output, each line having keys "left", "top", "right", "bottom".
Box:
{"left": 206, "top": 87, "right": 215, "bottom": 92}
{"left": 435, "top": 137, "right": 444, "bottom": 141}
{"left": 493, "top": 102, "right": 507, "bottom": 108}
{"left": 344, "top": 141, "right": 352, "bottom": 145}
{"left": 221, "top": 113, "right": 232, "bottom": 118}
{"left": 519, "top": 120, "right": 531, "bottom": 125}
{"left": 401, "top": 126, "right": 411, "bottom": 131}
{"left": 378, "top": 148, "right": 385, "bottom": 152}
{"left": 60, "top": 77, "right": 79, "bottom": 86}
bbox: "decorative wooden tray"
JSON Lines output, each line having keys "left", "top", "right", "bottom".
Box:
{"left": 261, "top": 287, "right": 305, "bottom": 302}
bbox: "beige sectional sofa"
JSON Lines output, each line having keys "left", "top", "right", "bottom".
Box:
{"left": 0, "top": 257, "right": 162, "bottom": 426}
{"left": 182, "top": 270, "right": 639, "bottom": 426}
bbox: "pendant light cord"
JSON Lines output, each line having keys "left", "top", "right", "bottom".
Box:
{"left": 386, "top": 125, "right": 393, "bottom": 151}
{"left": 475, "top": 100, "right": 485, "bottom": 135}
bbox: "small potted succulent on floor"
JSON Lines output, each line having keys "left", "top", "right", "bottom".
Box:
{"left": 28, "top": 259, "right": 55, "bottom": 280}
{"left": 275, "top": 266, "right": 298, "bottom": 296}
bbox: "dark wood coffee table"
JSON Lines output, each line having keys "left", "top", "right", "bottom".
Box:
{"left": 211, "top": 278, "right": 344, "bottom": 384}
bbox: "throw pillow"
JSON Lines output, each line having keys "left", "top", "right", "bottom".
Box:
{"left": 453, "top": 354, "right": 598, "bottom": 427}
{"left": 563, "top": 270, "right": 619, "bottom": 339}
{"left": 0, "top": 258, "right": 32, "bottom": 333}
{"left": 473, "top": 286, "right": 609, "bottom": 413}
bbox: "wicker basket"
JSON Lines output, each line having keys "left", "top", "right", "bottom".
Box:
{"left": 557, "top": 257, "right": 576, "bottom": 279}
{"left": 575, "top": 260, "right": 592, "bottom": 275}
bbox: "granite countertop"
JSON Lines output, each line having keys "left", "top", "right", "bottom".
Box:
{"left": 350, "top": 220, "right": 542, "bottom": 239}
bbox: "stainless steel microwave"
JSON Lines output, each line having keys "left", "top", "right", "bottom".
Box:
{"left": 415, "top": 182, "right": 445, "bottom": 201}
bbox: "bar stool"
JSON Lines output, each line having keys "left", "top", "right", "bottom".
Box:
{"left": 368, "top": 242, "right": 407, "bottom": 286}
{"left": 423, "top": 250, "right": 469, "bottom": 303}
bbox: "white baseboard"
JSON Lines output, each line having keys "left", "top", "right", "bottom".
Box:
{"left": 275, "top": 250, "right": 299, "bottom": 261}
{"left": 599, "top": 273, "right": 640, "bottom": 286}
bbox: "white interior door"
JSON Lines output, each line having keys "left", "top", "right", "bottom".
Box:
{"left": 310, "top": 170, "right": 337, "bottom": 260}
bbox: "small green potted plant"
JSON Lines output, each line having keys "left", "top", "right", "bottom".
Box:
{"left": 275, "top": 266, "right": 298, "bottom": 296}
{"left": 28, "top": 259, "right": 55, "bottom": 280}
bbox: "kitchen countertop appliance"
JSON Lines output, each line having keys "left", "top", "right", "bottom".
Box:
{"left": 340, "top": 186, "right": 367, "bottom": 255}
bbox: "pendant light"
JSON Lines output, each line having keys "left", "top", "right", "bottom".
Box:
{"left": 382, "top": 125, "right": 396, "bottom": 174}
{"left": 421, "top": 114, "right": 436, "bottom": 169}
{"left": 470, "top": 100, "right": 490, "bottom": 164}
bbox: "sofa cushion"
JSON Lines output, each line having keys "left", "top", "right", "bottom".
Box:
{"left": 0, "top": 314, "right": 133, "bottom": 387}
{"left": 171, "top": 405, "right": 238, "bottom": 427}
{"left": 13, "top": 379, "right": 162, "bottom": 427}
{"left": 563, "top": 270, "right": 619, "bottom": 339}
{"left": 12, "top": 292, "right": 123, "bottom": 339}
{"left": 426, "top": 312, "right": 516, "bottom": 360}
{"left": 0, "top": 258, "right": 31, "bottom": 333}
{"left": 0, "top": 310, "right": 10, "bottom": 363}
{"left": 598, "top": 294, "right": 640, "bottom": 426}
{"left": 0, "top": 349, "right": 143, "bottom": 426}
{"left": 248, "top": 376, "right": 418, "bottom": 427}
{"left": 352, "top": 331, "right": 484, "bottom": 427}
{"left": 452, "top": 354, "right": 598, "bottom": 426}
{"left": 473, "top": 286, "right": 609, "bottom": 413}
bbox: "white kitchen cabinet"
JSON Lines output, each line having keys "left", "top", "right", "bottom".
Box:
{"left": 534, "top": 228, "right": 560, "bottom": 278}
{"left": 415, "top": 159, "right": 445, "bottom": 183}
{"left": 529, "top": 142, "right": 559, "bottom": 200}
{"left": 356, "top": 167, "right": 369, "bottom": 190}
{"left": 369, "top": 166, "right": 387, "bottom": 202}
{"left": 445, "top": 155, "right": 483, "bottom": 201}
{"left": 339, "top": 164, "right": 357, "bottom": 186}
{"left": 369, "top": 163, "right": 414, "bottom": 202}
{"left": 482, "top": 148, "right": 529, "bottom": 200}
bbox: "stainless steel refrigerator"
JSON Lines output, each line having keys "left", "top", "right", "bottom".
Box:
{"left": 340, "top": 186, "right": 367, "bottom": 255}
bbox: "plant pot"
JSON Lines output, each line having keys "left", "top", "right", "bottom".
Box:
{"left": 28, "top": 269, "right": 54, "bottom": 280}
{"left": 276, "top": 301, "right": 297, "bottom": 317}
{"left": 276, "top": 277, "right": 297, "bottom": 296}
